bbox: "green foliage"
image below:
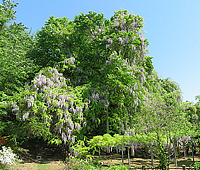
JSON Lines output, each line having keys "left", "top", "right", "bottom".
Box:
{"left": 9, "top": 67, "right": 84, "bottom": 146}
{"left": 1, "top": 2, "right": 199, "bottom": 165}
{"left": 106, "top": 165, "right": 128, "bottom": 170}
{"left": 193, "top": 162, "right": 200, "bottom": 170}
{"left": 0, "top": 92, "right": 9, "bottom": 132}
{"left": 88, "top": 135, "right": 103, "bottom": 154}
{"left": 0, "top": 162, "right": 9, "bottom": 170}
{"left": 29, "top": 9, "right": 154, "bottom": 139}
{"left": 62, "top": 156, "right": 95, "bottom": 170}
{"left": 0, "top": 0, "right": 18, "bottom": 31}
{"left": 0, "top": 0, "right": 38, "bottom": 144}
{"left": 30, "top": 15, "right": 74, "bottom": 69}
{"left": 156, "top": 139, "right": 169, "bottom": 170}
{"left": 62, "top": 156, "right": 129, "bottom": 170}
{"left": 0, "top": 0, "right": 37, "bottom": 95}
{"left": 0, "top": 136, "right": 16, "bottom": 149}
{"left": 0, "top": 91, "right": 30, "bottom": 145}
{"left": 71, "top": 140, "right": 92, "bottom": 159}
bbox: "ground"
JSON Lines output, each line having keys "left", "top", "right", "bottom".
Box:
{"left": 97, "top": 153, "right": 200, "bottom": 168}
{"left": 8, "top": 140, "right": 200, "bottom": 170}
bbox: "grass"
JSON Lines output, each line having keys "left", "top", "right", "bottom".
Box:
{"left": 10, "top": 160, "right": 65, "bottom": 170}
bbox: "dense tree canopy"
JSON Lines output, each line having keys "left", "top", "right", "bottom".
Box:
{"left": 0, "top": 0, "right": 37, "bottom": 95}
{"left": 0, "top": 0, "right": 38, "bottom": 143}
{"left": 28, "top": 10, "right": 155, "bottom": 139}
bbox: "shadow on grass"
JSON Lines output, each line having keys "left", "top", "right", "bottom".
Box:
{"left": 176, "top": 160, "right": 194, "bottom": 167}
{"left": 16, "top": 146, "right": 63, "bottom": 165}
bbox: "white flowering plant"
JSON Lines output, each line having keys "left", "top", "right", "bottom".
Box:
{"left": 0, "top": 146, "right": 19, "bottom": 167}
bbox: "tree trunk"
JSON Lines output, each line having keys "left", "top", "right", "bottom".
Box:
{"left": 131, "top": 145, "right": 135, "bottom": 156}
{"left": 150, "top": 144, "right": 155, "bottom": 168}
{"left": 106, "top": 108, "right": 109, "bottom": 134}
{"left": 192, "top": 143, "right": 194, "bottom": 163}
{"left": 130, "top": 107, "right": 133, "bottom": 129}
{"left": 99, "top": 147, "right": 101, "bottom": 158}
{"left": 183, "top": 141, "right": 187, "bottom": 159}
{"left": 128, "top": 147, "right": 131, "bottom": 168}
{"left": 168, "top": 133, "right": 172, "bottom": 161}
{"left": 122, "top": 147, "right": 124, "bottom": 165}
{"left": 173, "top": 139, "right": 177, "bottom": 167}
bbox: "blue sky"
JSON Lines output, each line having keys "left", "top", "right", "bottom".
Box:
{"left": 14, "top": 0, "right": 200, "bottom": 103}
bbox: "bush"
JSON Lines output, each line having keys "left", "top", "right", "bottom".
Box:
{"left": 0, "top": 146, "right": 19, "bottom": 167}
{"left": 107, "top": 165, "right": 128, "bottom": 170}
{"left": 0, "top": 136, "right": 16, "bottom": 148}
{"left": 60, "top": 156, "right": 95, "bottom": 170}
{"left": 194, "top": 162, "right": 200, "bottom": 170}
{"left": 61, "top": 155, "right": 129, "bottom": 170}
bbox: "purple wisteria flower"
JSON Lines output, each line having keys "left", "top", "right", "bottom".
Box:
{"left": 115, "top": 22, "right": 120, "bottom": 27}
{"left": 125, "top": 37, "right": 129, "bottom": 43}
{"left": 107, "top": 38, "right": 113, "bottom": 44}
{"left": 140, "top": 68, "right": 144, "bottom": 72}
{"left": 106, "top": 44, "right": 111, "bottom": 49}
{"left": 102, "top": 37, "right": 106, "bottom": 41}
{"left": 118, "top": 37, "right": 122, "bottom": 42}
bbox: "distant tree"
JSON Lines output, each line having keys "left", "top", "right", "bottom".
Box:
{"left": 0, "top": 0, "right": 38, "bottom": 144}
{"left": 133, "top": 74, "right": 186, "bottom": 169}
{"left": 195, "top": 95, "right": 200, "bottom": 103}
{"left": 0, "top": 0, "right": 37, "bottom": 95}
{"left": 29, "top": 15, "right": 74, "bottom": 69}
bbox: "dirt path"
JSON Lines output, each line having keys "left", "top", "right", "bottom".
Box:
{"left": 96, "top": 153, "right": 200, "bottom": 168}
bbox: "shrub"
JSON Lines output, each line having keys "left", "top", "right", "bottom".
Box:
{"left": 61, "top": 156, "right": 97, "bottom": 170}
{"left": 0, "top": 136, "right": 16, "bottom": 149}
{"left": 194, "top": 162, "right": 200, "bottom": 170}
{"left": 0, "top": 146, "right": 19, "bottom": 167}
{"left": 107, "top": 165, "right": 128, "bottom": 170}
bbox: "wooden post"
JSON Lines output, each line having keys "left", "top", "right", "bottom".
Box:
{"left": 182, "top": 165, "right": 186, "bottom": 170}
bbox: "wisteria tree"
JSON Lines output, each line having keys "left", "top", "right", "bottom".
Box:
{"left": 181, "top": 100, "right": 200, "bottom": 157}
{"left": 131, "top": 71, "right": 188, "bottom": 169}
{"left": 10, "top": 67, "right": 85, "bottom": 159}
